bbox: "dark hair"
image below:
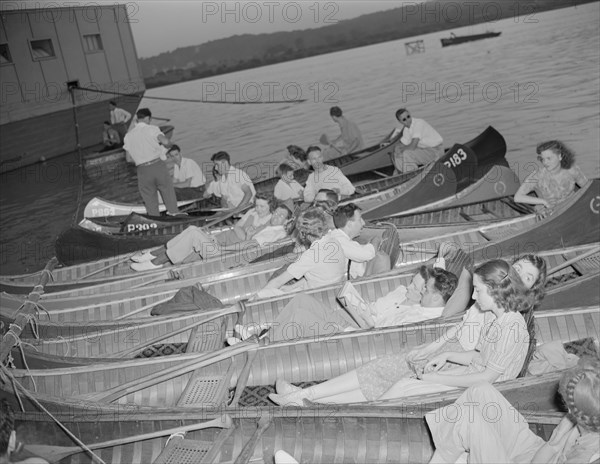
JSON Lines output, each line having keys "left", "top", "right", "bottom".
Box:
{"left": 536, "top": 140, "right": 576, "bottom": 169}
{"left": 279, "top": 163, "right": 294, "bottom": 175}
{"left": 167, "top": 144, "right": 181, "bottom": 155}
{"left": 473, "top": 259, "right": 528, "bottom": 313}
{"left": 287, "top": 145, "right": 307, "bottom": 162}
{"left": 329, "top": 106, "right": 342, "bottom": 117}
{"left": 395, "top": 108, "right": 408, "bottom": 120}
{"left": 313, "top": 189, "right": 339, "bottom": 213}
{"left": 512, "top": 254, "right": 547, "bottom": 312}
{"left": 254, "top": 193, "right": 275, "bottom": 212}
{"left": 306, "top": 146, "right": 322, "bottom": 157}
{"left": 333, "top": 203, "right": 361, "bottom": 229}
{"left": 0, "top": 399, "right": 14, "bottom": 456}
{"left": 103, "top": 120, "right": 111, "bottom": 125}
{"left": 273, "top": 201, "right": 293, "bottom": 218}
{"left": 136, "top": 107, "right": 152, "bottom": 119}
{"left": 295, "top": 207, "right": 327, "bottom": 247}
{"left": 109, "top": 100, "right": 117, "bottom": 106}
{"left": 558, "top": 356, "right": 600, "bottom": 433}
{"left": 418, "top": 266, "right": 458, "bottom": 303}
{"left": 211, "top": 151, "right": 230, "bottom": 163}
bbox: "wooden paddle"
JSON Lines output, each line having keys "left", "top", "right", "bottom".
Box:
{"left": 319, "top": 134, "right": 342, "bottom": 154}
{"left": 233, "top": 415, "right": 272, "bottom": 464}
{"left": 24, "top": 414, "right": 232, "bottom": 463}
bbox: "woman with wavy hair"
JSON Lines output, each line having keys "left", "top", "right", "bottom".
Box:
{"left": 269, "top": 259, "right": 532, "bottom": 405}
{"left": 254, "top": 207, "right": 346, "bottom": 299}
{"left": 427, "top": 356, "right": 600, "bottom": 463}
{"left": 514, "top": 140, "right": 589, "bottom": 212}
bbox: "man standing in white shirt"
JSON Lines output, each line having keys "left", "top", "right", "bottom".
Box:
{"left": 109, "top": 100, "right": 132, "bottom": 141}
{"left": 166, "top": 145, "right": 206, "bottom": 200}
{"left": 303, "top": 146, "right": 355, "bottom": 203}
{"left": 204, "top": 151, "right": 256, "bottom": 211}
{"left": 392, "top": 108, "right": 444, "bottom": 173}
{"left": 123, "top": 108, "right": 179, "bottom": 216}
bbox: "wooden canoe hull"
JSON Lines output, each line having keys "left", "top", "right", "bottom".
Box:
{"left": 83, "top": 196, "right": 204, "bottom": 219}
{"left": 9, "top": 407, "right": 562, "bottom": 464}
{"left": 441, "top": 31, "right": 502, "bottom": 47}
{"left": 6, "top": 244, "right": 599, "bottom": 366}
{"left": 1, "top": 307, "right": 597, "bottom": 418}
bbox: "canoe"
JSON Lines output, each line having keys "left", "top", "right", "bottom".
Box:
{"left": 29, "top": 177, "right": 600, "bottom": 302}
{"left": 5, "top": 243, "right": 599, "bottom": 367}
{"left": 441, "top": 31, "right": 502, "bottom": 47}
{"left": 82, "top": 125, "right": 175, "bottom": 168}
{"left": 82, "top": 196, "right": 204, "bottom": 220}
{"left": 1, "top": 305, "right": 597, "bottom": 417}
{"left": 9, "top": 406, "right": 568, "bottom": 464}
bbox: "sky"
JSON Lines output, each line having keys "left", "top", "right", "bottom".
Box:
{"left": 4, "top": 1, "right": 406, "bottom": 58}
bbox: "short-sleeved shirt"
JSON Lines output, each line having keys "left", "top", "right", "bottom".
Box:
{"left": 110, "top": 107, "right": 131, "bottom": 124}
{"left": 253, "top": 225, "right": 287, "bottom": 246}
{"left": 522, "top": 164, "right": 588, "bottom": 208}
{"left": 338, "top": 116, "right": 364, "bottom": 151}
{"left": 274, "top": 179, "right": 304, "bottom": 201}
{"left": 207, "top": 166, "right": 256, "bottom": 208}
{"left": 174, "top": 158, "right": 206, "bottom": 187}
{"left": 123, "top": 122, "right": 165, "bottom": 165}
{"left": 372, "top": 285, "right": 444, "bottom": 327}
{"left": 303, "top": 166, "right": 355, "bottom": 202}
{"left": 287, "top": 234, "right": 346, "bottom": 289}
{"left": 327, "top": 229, "right": 375, "bottom": 278}
{"left": 401, "top": 117, "right": 443, "bottom": 148}
{"left": 237, "top": 209, "right": 272, "bottom": 234}
{"left": 467, "top": 311, "right": 529, "bottom": 381}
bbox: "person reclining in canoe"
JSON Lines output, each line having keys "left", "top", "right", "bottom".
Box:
{"left": 269, "top": 258, "right": 538, "bottom": 406}
{"left": 101, "top": 120, "right": 121, "bottom": 152}
{"left": 426, "top": 357, "right": 600, "bottom": 463}
{"left": 514, "top": 140, "right": 589, "bottom": 216}
{"left": 130, "top": 199, "right": 293, "bottom": 271}
{"left": 302, "top": 146, "right": 355, "bottom": 203}
{"left": 1, "top": 399, "right": 49, "bottom": 464}
{"left": 203, "top": 150, "right": 256, "bottom": 211}
{"left": 227, "top": 263, "right": 457, "bottom": 345}
{"left": 252, "top": 203, "right": 387, "bottom": 300}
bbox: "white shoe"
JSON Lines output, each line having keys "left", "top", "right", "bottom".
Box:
{"left": 131, "top": 251, "right": 155, "bottom": 263}
{"left": 276, "top": 379, "right": 302, "bottom": 396}
{"left": 274, "top": 450, "right": 299, "bottom": 464}
{"left": 235, "top": 323, "right": 271, "bottom": 341}
{"left": 226, "top": 337, "right": 242, "bottom": 346}
{"left": 268, "top": 391, "right": 307, "bottom": 407}
{"left": 130, "top": 261, "right": 163, "bottom": 272}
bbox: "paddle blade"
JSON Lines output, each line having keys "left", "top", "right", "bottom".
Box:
{"left": 319, "top": 133, "right": 330, "bottom": 146}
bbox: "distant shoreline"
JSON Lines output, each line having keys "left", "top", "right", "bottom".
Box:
{"left": 142, "top": 0, "right": 596, "bottom": 90}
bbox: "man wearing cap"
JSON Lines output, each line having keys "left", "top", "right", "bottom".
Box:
{"left": 391, "top": 108, "right": 444, "bottom": 173}
{"left": 123, "top": 108, "right": 180, "bottom": 216}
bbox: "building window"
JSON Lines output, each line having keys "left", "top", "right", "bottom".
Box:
{"left": 83, "top": 34, "right": 103, "bottom": 53}
{"left": 30, "top": 39, "right": 56, "bottom": 60}
{"left": 0, "top": 44, "right": 12, "bottom": 64}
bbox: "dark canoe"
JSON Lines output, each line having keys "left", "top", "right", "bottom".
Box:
{"left": 1, "top": 194, "right": 528, "bottom": 295}
{"left": 441, "top": 31, "right": 502, "bottom": 47}
{"left": 6, "top": 243, "right": 598, "bottom": 367}
{"left": 1, "top": 306, "right": 597, "bottom": 417}
{"left": 10, "top": 407, "right": 564, "bottom": 464}
{"left": 361, "top": 126, "right": 509, "bottom": 220}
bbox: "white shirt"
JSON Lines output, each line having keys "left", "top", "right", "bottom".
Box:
{"left": 274, "top": 179, "right": 304, "bottom": 201}
{"left": 456, "top": 304, "right": 496, "bottom": 351}
{"left": 110, "top": 107, "right": 131, "bottom": 124}
{"left": 327, "top": 229, "right": 376, "bottom": 278}
{"left": 174, "top": 158, "right": 206, "bottom": 187}
{"left": 303, "top": 165, "right": 355, "bottom": 202}
{"left": 206, "top": 166, "right": 256, "bottom": 208}
{"left": 253, "top": 225, "right": 287, "bottom": 246}
{"left": 372, "top": 285, "right": 444, "bottom": 327}
{"left": 123, "top": 122, "right": 165, "bottom": 165}
{"left": 287, "top": 234, "right": 346, "bottom": 289}
{"left": 400, "top": 117, "right": 443, "bottom": 148}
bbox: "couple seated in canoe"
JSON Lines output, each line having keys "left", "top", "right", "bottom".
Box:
{"left": 267, "top": 252, "right": 547, "bottom": 406}
{"left": 276, "top": 145, "right": 356, "bottom": 203}
{"left": 130, "top": 194, "right": 294, "bottom": 271}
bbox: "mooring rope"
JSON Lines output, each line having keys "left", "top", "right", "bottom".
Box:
{"left": 0, "top": 364, "right": 108, "bottom": 464}
{"left": 73, "top": 85, "right": 307, "bottom": 104}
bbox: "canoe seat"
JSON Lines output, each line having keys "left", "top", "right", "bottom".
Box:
{"left": 176, "top": 360, "right": 235, "bottom": 408}
{"left": 478, "top": 222, "right": 525, "bottom": 242}
{"left": 152, "top": 436, "right": 211, "bottom": 464}
{"left": 570, "top": 251, "right": 600, "bottom": 275}
{"left": 186, "top": 316, "right": 227, "bottom": 353}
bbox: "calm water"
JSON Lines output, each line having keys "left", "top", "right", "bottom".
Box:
{"left": 1, "top": 3, "right": 599, "bottom": 274}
